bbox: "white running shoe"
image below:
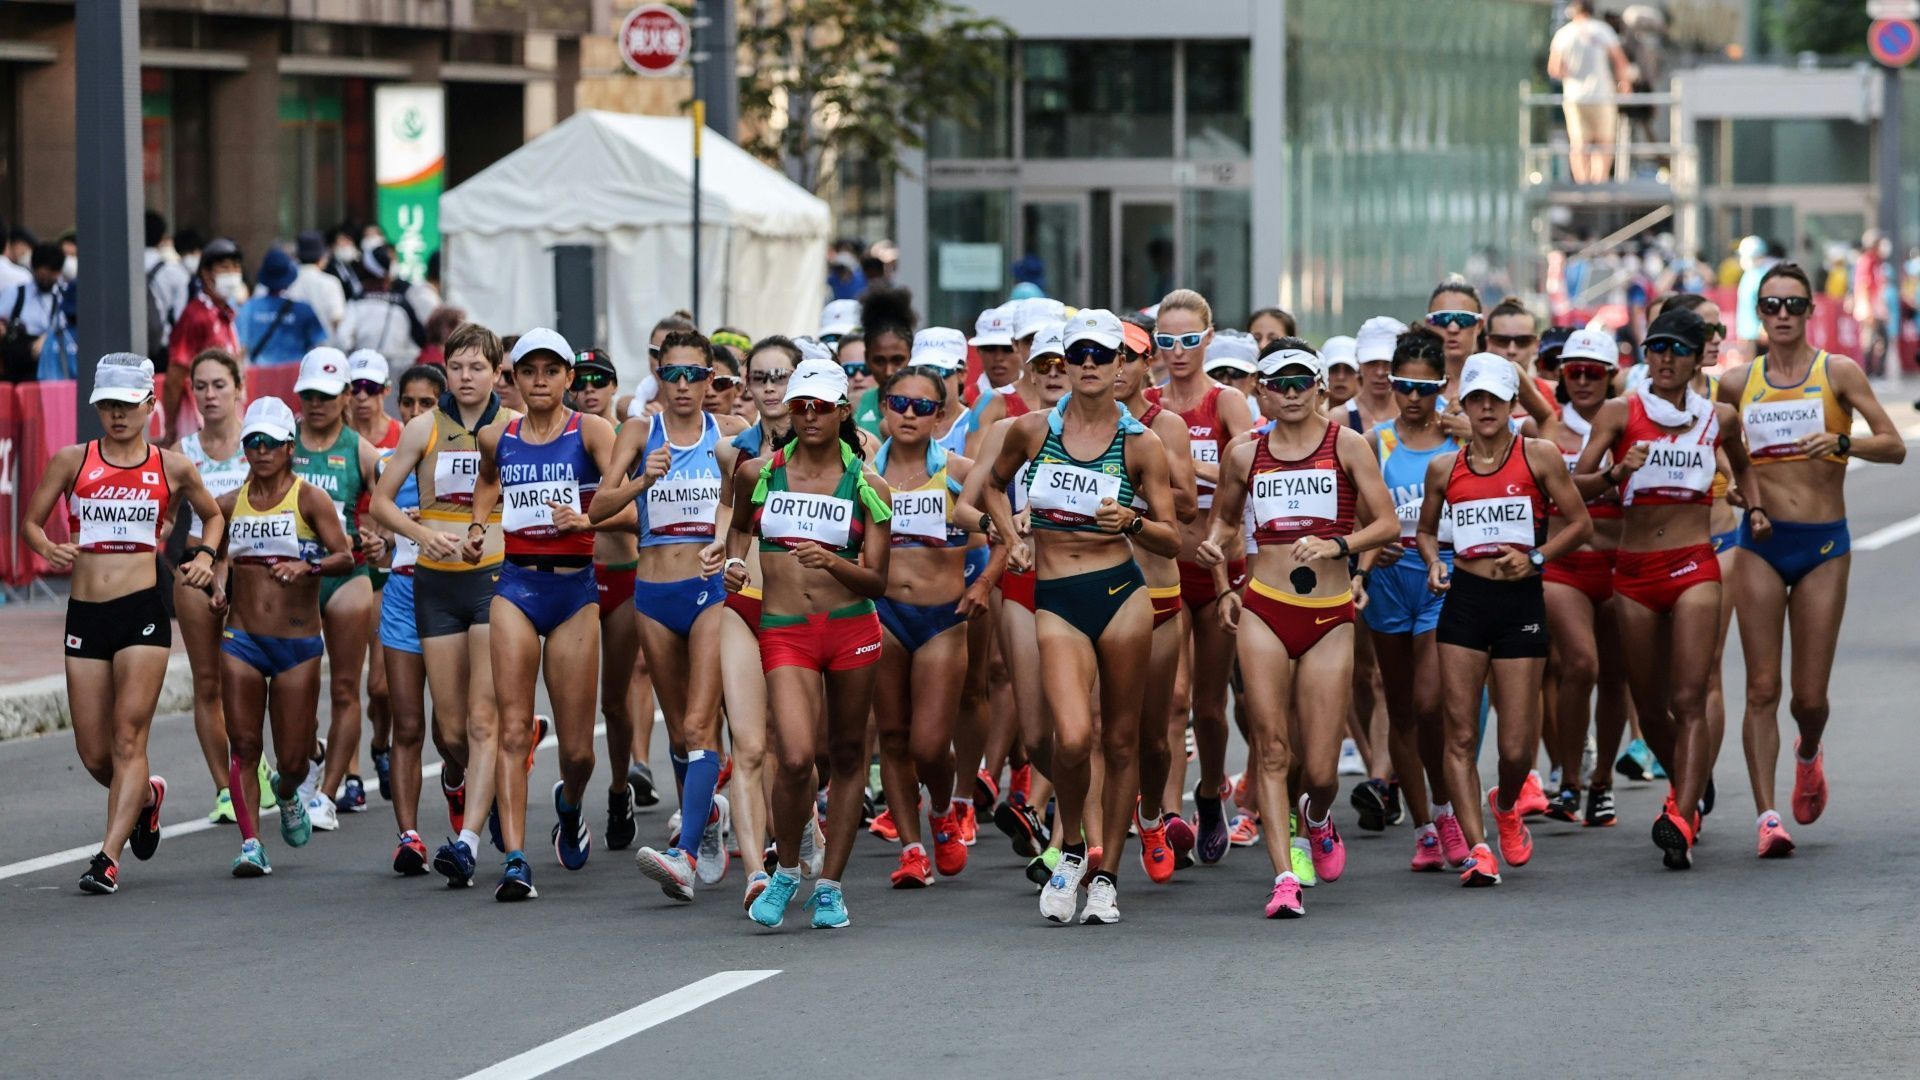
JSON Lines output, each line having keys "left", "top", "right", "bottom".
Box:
{"left": 696, "top": 794, "right": 731, "bottom": 885}
{"left": 1337, "top": 738, "right": 1366, "bottom": 777}
{"left": 636, "top": 846, "right": 695, "bottom": 902}
{"left": 306, "top": 791, "right": 340, "bottom": 832}
{"left": 666, "top": 809, "right": 683, "bottom": 848}
{"left": 799, "top": 815, "right": 826, "bottom": 879}
{"left": 1038, "top": 851, "right": 1086, "bottom": 923}
{"left": 1079, "top": 876, "right": 1121, "bottom": 924}
{"left": 1580, "top": 734, "right": 1598, "bottom": 788}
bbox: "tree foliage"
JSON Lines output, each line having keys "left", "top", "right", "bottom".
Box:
{"left": 1765, "top": 0, "right": 1871, "bottom": 57}
{"left": 737, "top": 0, "right": 1012, "bottom": 193}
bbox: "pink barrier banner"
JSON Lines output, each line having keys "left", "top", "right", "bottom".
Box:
{"left": 0, "top": 386, "right": 16, "bottom": 585}
{"left": 13, "top": 379, "right": 76, "bottom": 584}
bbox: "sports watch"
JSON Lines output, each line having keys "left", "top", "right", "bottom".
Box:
{"left": 1527, "top": 550, "right": 1546, "bottom": 572}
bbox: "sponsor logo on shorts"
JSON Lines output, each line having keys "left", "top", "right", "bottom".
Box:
{"left": 853, "top": 641, "right": 881, "bottom": 656}
{"left": 142, "top": 624, "right": 155, "bottom": 636}
{"left": 1668, "top": 560, "right": 1699, "bottom": 579}
{"left": 1315, "top": 615, "right": 1339, "bottom": 625}
{"left": 696, "top": 590, "right": 711, "bottom": 605}
{"left": 1107, "top": 582, "right": 1131, "bottom": 596}
{"left": 1818, "top": 540, "right": 1835, "bottom": 555}
{"left": 1521, "top": 623, "right": 1541, "bottom": 634}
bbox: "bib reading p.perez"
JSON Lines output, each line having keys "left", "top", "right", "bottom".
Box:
{"left": 1028, "top": 462, "right": 1121, "bottom": 526}
{"left": 759, "top": 491, "right": 854, "bottom": 549}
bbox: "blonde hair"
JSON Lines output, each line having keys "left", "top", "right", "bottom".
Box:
{"left": 1158, "top": 288, "right": 1213, "bottom": 328}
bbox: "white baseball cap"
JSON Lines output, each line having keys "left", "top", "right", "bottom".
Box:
{"left": 910, "top": 327, "right": 969, "bottom": 372}
{"left": 347, "top": 349, "right": 390, "bottom": 387}
{"left": 792, "top": 336, "right": 836, "bottom": 364}
{"left": 240, "top": 395, "right": 298, "bottom": 443}
{"left": 509, "top": 327, "right": 574, "bottom": 367}
{"left": 89, "top": 352, "right": 155, "bottom": 404}
{"left": 1354, "top": 317, "right": 1407, "bottom": 363}
{"left": 1256, "top": 346, "right": 1323, "bottom": 379}
{"left": 1321, "top": 335, "right": 1359, "bottom": 370}
{"left": 820, "top": 299, "right": 862, "bottom": 338}
{"left": 1459, "top": 352, "right": 1519, "bottom": 401}
{"left": 1559, "top": 328, "right": 1618, "bottom": 366}
{"left": 1028, "top": 321, "right": 1067, "bottom": 362}
{"left": 784, "top": 357, "right": 850, "bottom": 404}
{"left": 1064, "top": 309, "right": 1125, "bottom": 351}
{"left": 294, "top": 347, "right": 350, "bottom": 396}
{"left": 1014, "top": 298, "right": 1067, "bottom": 340}
{"left": 1203, "top": 329, "right": 1260, "bottom": 375}
{"left": 969, "top": 304, "right": 1016, "bottom": 348}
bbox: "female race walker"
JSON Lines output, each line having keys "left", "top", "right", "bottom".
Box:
{"left": 982, "top": 309, "right": 1179, "bottom": 926}
{"left": 1574, "top": 307, "right": 1765, "bottom": 869}
{"left": 729, "top": 357, "right": 893, "bottom": 930}
{"left": 213, "top": 397, "right": 355, "bottom": 877}
{"left": 465, "top": 329, "right": 629, "bottom": 901}
{"left": 1714, "top": 263, "right": 1905, "bottom": 856}
{"left": 174, "top": 349, "right": 265, "bottom": 823}
{"left": 23, "top": 354, "right": 223, "bottom": 894}
{"left": 1201, "top": 341, "right": 1397, "bottom": 918}
{"left": 593, "top": 330, "right": 746, "bottom": 902}
{"left": 1417, "top": 355, "right": 1590, "bottom": 887}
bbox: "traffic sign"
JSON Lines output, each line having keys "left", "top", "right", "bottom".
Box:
{"left": 1867, "top": 1, "right": 1920, "bottom": 21}
{"left": 1868, "top": 18, "right": 1920, "bottom": 67}
{"left": 619, "top": 4, "right": 691, "bottom": 77}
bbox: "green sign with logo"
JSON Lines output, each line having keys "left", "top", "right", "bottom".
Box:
{"left": 374, "top": 85, "right": 444, "bottom": 282}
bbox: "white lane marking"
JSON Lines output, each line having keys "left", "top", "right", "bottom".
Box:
{"left": 1855, "top": 512, "right": 1920, "bottom": 552}
{"left": 462, "top": 970, "right": 780, "bottom": 1080}
{"left": 0, "top": 717, "right": 654, "bottom": 883}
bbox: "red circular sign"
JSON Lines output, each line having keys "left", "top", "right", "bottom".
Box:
{"left": 1869, "top": 19, "right": 1920, "bottom": 68}
{"left": 619, "top": 4, "right": 691, "bottom": 76}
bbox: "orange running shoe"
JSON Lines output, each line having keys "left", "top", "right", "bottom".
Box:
{"left": 1228, "top": 812, "right": 1262, "bottom": 848}
{"left": 1652, "top": 802, "right": 1696, "bottom": 870}
{"left": 1136, "top": 805, "right": 1175, "bottom": 884}
{"left": 868, "top": 807, "right": 900, "bottom": 843}
{"left": 1487, "top": 789, "right": 1534, "bottom": 867}
{"left": 1516, "top": 771, "right": 1550, "bottom": 817}
{"left": 929, "top": 808, "right": 968, "bottom": 877}
{"left": 889, "top": 845, "right": 933, "bottom": 888}
{"left": 1459, "top": 842, "right": 1501, "bottom": 887}
{"left": 1231, "top": 770, "right": 1251, "bottom": 809}
{"left": 1008, "top": 763, "right": 1033, "bottom": 807}
{"left": 953, "top": 799, "right": 978, "bottom": 846}
{"left": 525, "top": 715, "right": 551, "bottom": 775}
{"left": 974, "top": 767, "right": 1000, "bottom": 812}
{"left": 1756, "top": 811, "right": 1795, "bottom": 858}
{"left": 1791, "top": 739, "right": 1827, "bottom": 825}
{"left": 715, "top": 755, "right": 733, "bottom": 790}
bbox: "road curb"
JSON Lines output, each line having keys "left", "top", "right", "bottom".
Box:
{"left": 0, "top": 656, "right": 197, "bottom": 742}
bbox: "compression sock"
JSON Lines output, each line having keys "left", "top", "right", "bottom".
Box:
{"left": 229, "top": 755, "right": 258, "bottom": 843}
{"left": 671, "top": 750, "right": 690, "bottom": 793}
{"left": 676, "top": 749, "right": 721, "bottom": 856}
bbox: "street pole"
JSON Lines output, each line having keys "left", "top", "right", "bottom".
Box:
{"left": 1880, "top": 66, "right": 1905, "bottom": 386}
{"left": 73, "top": 0, "right": 144, "bottom": 441}
{"left": 693, "top": 0, "right": 737, "bottom": 140}
{"left": 689, "top": 3, "right": 706, "bottom": 328}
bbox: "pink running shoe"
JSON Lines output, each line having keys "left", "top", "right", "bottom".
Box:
{"left": 1410, "top": 829, "right": 1445, "bottom": 871}
{"left": 1299, "top": 796, "right": 1346, "bottom": 882}
{"left": 1791, "top": 739, "right": 1827, "bottom": 825}
{"left": 1435, "top": 811, "right": 1471, "bottom": 867}
{"left": 1164, "top": 812, "right": 1197, "bottom": 869}
{"left": 1756, "top": 812, "right": 1796, "bottom": 859}
{"left": 1264, "top": 873, "right": 1305, "bottom": 919}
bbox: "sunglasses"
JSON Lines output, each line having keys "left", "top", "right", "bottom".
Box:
{"left": 1701, "top": 321, "right": 1728, "bottom": 340}
{"left": 1390, "top": 377, "right": 1446, "bottom": 397}
{"left": 1426, "top": 310, "right": 1483, "bottom": 330}
{"left": 1261, "top": 374, "right": 1318, "bottom": 395}
{"left": 349, "top": 379, "right": 387, "bottom": 397}
{"left": 1757, "top": 296, "right": 1811, "bottom": 317}
{"left": 571, "top": 371, "right": 613, "bottom": 391}
{"left": 1645, "top": 340, "right": 1697, "bottom": 358}
{"left": 1486, "top": 333, "right": 1537, "bottom": 349}
{"left": 298, "top": 389, "right": 339, "bottom": 403}
{"left": 820, "top": 334, "right": 842, "bottom": 348}
{"left": 789, "top": 398, "right": 840, "bottom": 418}
{"left": 658, "top": 364, "right": 711, "bottom": 384}
{"left": 886, "top": 394, "right": 941, "bottom": 417}
{"left": 1030, "top": 356, "right": 1068, "bottom": 375}
{"left": 841, "top": 362, "right": 870, "bottom": 378}
{"left": 242, "top": 433, "right": 288, "bottom": 451}
{"left": 978, "top": 344, "right": 1015, "bottom": 356}
{"left": 1536, "top": 353, "right": 1563, "bottom": 371}
{"left": 750, "top": 370, "right": 791, "bottom": 386}
{"left": 1561, "top": 362, "right": 1611, "bottom": 382}
{"left": 1067, "top": 343, "right": 1120, "bottom": 367}
{"left": 1153, "top": 331, "right": 1207, "bottom": 351}
{"left": 709, "top": 375, "right": 741, "bottom": 392}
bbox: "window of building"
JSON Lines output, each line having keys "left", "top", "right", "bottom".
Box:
{"left": 1022, "top": 41, "right": 1174, "bottom": 159}
{"left": 1184, "top": 188, "right": 1251, "bottom": 329}
{"left": 927, "top": 188, "right": 1010, "bottom": 330}
{"left": 278, "top": 76, "right": 348, "bottom": 238}
{"left": 928, "top": 41, "right": 1012, "bottom": 160}
{"left": 1184, "top": 42, "right": 1250, "bottom": 160}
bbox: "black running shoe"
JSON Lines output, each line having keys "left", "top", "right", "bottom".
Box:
{"left": 629, "top": 761, "right": 660, "bottom": 809}
{"left": 1701, "top": 776, "right": 1716, "bottom": 817}
{"left": 78, "top": 851, "right": 119, "bottom": 895}
{"left": 1584, "top": 785, "right": 1617, "bottom": 827}
{"left": 130, "top": 776, "right": 166, "bottom": 861}
{"left": 1544, "top": 787, "right": 1580, "bottom": 823}
{"left": 606, "top": 783, "right": 637, "bottom": 851}
{"left": 1386, "top": 781, "right": 1406, "bottom": 826}
{"left": 1349, "top": 778, "right": 1390, "bottom": 832}
{"left": 371, "top": 746, "right": 393, "bottom": 801}
{"left": 993, "top": 801, "right": 1047, "bottom": 858}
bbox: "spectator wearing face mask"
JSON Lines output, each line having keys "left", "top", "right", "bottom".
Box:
{"left": 287, "top": 230, "right": 346, "bottom": 339}
{"left": 165, "top": 237, "right": 244, "bottom": 440}
{"left": 0, "top": 219, "right": 30, "bottom": 294}
{"left": 326, "top": 223, "right": 365, "bottom": 302}
{"left": 236, "top": 247, "right": 330, "bottom": 366}
{"left": 0, "top": 242, "right": 72, "bottom": 381}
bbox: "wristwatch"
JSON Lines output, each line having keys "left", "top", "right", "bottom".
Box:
{"left": 182, "top": 543, "right": 217, "bottom": 563}
{"left": 1835, "top": 434, "right": 1852, "bottom": 458}
{"left": 1527, "top": 550, "right": 1546, "bottom": 572}
{"left": 1124, "top": 512, "right": 1146, "bottom": 536}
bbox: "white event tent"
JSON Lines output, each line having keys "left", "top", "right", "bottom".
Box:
{"left": 441, "top": 110, "right": 829, "bottom": 384}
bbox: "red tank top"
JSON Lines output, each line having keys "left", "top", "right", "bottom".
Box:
{"left": 1002, "top": 386, "right": 1032, "bottom": 418}
{"left": 1147, "top": 383, "right": 1226, "bottom": 508}
{"left": 1613, "top": 395, "right": 1718, "bottom": 508}
{"left": 1445, "top": 434, "right": 1546, "bottom": 559}
{"left": 1551, "top": 429, "right": 1621, "bottom": 521}
{"left": 68, "top": 441, "right": 170, "bottom": 553}
{"left": 1248, "top": 420, "right": 1355, "bottom": 546}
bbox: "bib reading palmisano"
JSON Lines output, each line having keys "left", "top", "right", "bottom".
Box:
{"left": 434, "top": 450, "right": 481, "bottom": 503}
{"left": 890, "top": 488, "right": 949, "bottom": 545}
{"left": 1743, "top": 399, "right": 1824, "bottom": 459}
{"left": 646, "top": 476, "right": 722, "bottom": 536}
{"left": 502, "top": 478, "right": 580, "bottom": 536}
{"left": 1249, "top": 469, "right": 1337, "bottom": 533}
{"left": 1450, "top": 497, "right": 1532, "bottom": 556}
{"left": 1029, "top": 462, "right": 1121, "bottom": 525}
{"left": 760, "top": 491, "right": 854, "bottom": 549}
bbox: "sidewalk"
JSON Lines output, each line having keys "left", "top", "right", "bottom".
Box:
{"left": 0, "top": 598, "right": 194, "bottom": 742}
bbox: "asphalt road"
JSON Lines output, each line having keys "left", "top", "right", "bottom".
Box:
{"left": 4, "top": 453, "right": 1918, "bottom": 1079}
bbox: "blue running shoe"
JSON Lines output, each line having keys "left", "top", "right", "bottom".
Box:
{"left": 804, "top": 882, "right": 850, "bottom": 929}
{"left": 371, "top": 747, "right": 393, "bottom": 801}
{"left": 495, "top": 855, "right": 537, "bottom": 901}
{"left": 232, "top": 838, "right": 272, "bottom": 878}
{"left": 278, "top": 790, "right": 312, "bottom": 848}
{"left": 1194, "top": 782, "right": 1230, "bottom": 865}
{"left": 487, "top": 802, "right": 504, "bottom": 853}
{"left": 339, "top": 774, "right": 368, "bottom": 814}
{"left": 551, "top": 781, "right": 592, "bottom": 870}
{"left": 749, "top": 869, "right": 801, "bottom": 928}
{"left": 1617, "top": 738, "right": 1657, "bottom": 782}
{"left": 433, "top": 838, "right": 476, "bottom": 888}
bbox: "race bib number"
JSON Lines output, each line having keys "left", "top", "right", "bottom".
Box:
{"left": 1190, "top": 439, "right": 1218, "bottom": 506}
{"left": 502, "top": 480, "right": 580, "bottom": 536}
{"left": 1249, "top": 468, "right": 1338, "bottom": 534}
{"left": 392, "top": 532, "right": 418, "bottom": 571}
{"left": 759, "top": 491, "right": 854, "bottom": 549}
{"left": 433, "top": 450, "right": 481, "bottom": 503}
{"left": 1626, "top": 442, "right": 1714, "bottom": 502}
{"left": 1450, "top": 496, "right": 1533, "bottom": 558}
{"left": 189, "top": 468, "right": 248, "bottom": 538}
{"left": 74, "top": 497, "right": 159, "bottom": 550}
{"left": 646, "top": 476, "right": 722, "bottom": 536}
{"left": 1394, "top": 497, "right": 1422, "bottom": 538}
{"left": 1009, "top": 463, "right": 1029, "bottom": 514}
{"left": 229, "top": 511, "right": 304, "bottom": 562}
{"left": 1028, "top": 462, "right": 1121, "bottom": 525}
{"left": 1743, "top": 399, "right": 1825, "bottom": 459}
{"left": 890, "top": 488, "right": 950, "bottom": 545}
